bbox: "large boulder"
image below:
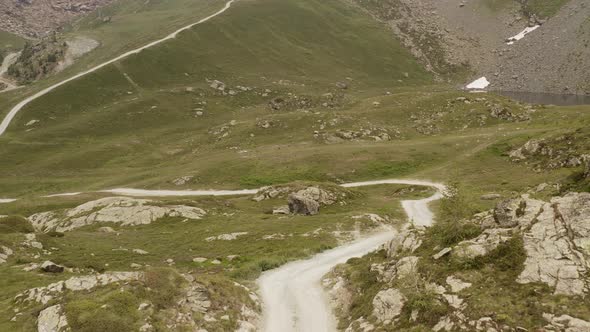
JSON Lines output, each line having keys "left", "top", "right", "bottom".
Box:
{"left": 40, "top": 261, "right": 64, "bottom": 273}
{"left": 288, "top": 193, "right": 320, "bottom": 215}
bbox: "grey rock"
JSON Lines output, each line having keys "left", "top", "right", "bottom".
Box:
{"left": 40, "top": 261, "right": 64, "bottom": 273}
{"left": 288, "top": 193, "right": 320, "bottom": 216}
{"left": 28, "top": 197, "right": 206, "bottom": 232}
{"left": 433, "top": 247, "right": 452, "bottom": 260}
{"left": 37, "top": 304, "right": 68, "bottom": 332}
{"left": 372, "top": 288, "right": 405, "bottom": 322}
{"left": 480, "top": 193, "right": 502, "bottom": 200}
{"left": 272, "top": 205, "right": 290, "bottom": 215}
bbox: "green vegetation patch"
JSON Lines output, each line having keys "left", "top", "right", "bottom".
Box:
{"left": 0, "top": 216, "right": 34, "bottom": 234}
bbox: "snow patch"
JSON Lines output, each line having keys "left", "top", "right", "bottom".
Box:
{"left": 466, "top": 77, "right": 490, "bottom": 90}
{"left": 506, "top": 25, "right": 540, "bottom": 45}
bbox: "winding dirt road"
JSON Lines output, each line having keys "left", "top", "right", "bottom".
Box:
{"left": 258, "top": 179, "right": 445, "bottom": 332}
{"left": 0, "top": 0, "right": 236, "bottom": 136}
{"left": 1, "top": 178, "right": 445, "bottom": 331}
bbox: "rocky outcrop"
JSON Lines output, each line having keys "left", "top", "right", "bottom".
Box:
{"left": 327, "top": 191, "right": 590, "bottom": 331}
{"left": 28, "top": 197, "right": 206, "bottom": 232}
{"left": 387, "top": 227, "right": 424, "bottom": 257}
{"left": 517, "top": 193, "right": 590, "bottom": 296}
{"left": 16, "top": 272, "right": 143, "bottom": 305}
{"left": 37, "top": 304, "right": 68, "bottom": 332}
{"left": 453, "top": 193, "right": 590, "bottom": 296}
{"left": 509, "top": 132, "right": 590, "bottom": 172}
{"left": 543, "top": 313, "right": 590, "bottom": 332}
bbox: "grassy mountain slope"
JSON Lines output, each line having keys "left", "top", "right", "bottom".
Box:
{"left": 0, "top": 0, "right": 589, "bottom": 331}
{"left": 0, "top": 30, "right": 26, "bottom": 61}
{"left": 0, "top": 0, "right": 430, "bottom": 196}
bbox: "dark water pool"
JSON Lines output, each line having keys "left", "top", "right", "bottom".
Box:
{"left": 494, "top": 91, "right": 590, "bottom": 106}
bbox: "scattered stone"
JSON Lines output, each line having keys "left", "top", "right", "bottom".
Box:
{"left": 480, "top": 194, "right": 501, "bottom": 200}
{"left": 272, "top": 205, "right": 290, "bottom": 215}
{"left": 209, "top": 80, "right": 226, "bottom": 91}
{"left": 336, "top": 82, "right": 348, "bottom": 89}
{"left": 262, "top": 233, "right": 287, "bottom": 240}
{"left": 192, "top": 257, "right": 207, "bottom": 263}
{"left": 132, "top": 249, "right": 149, "bottom": 255}
{"left": 172, "top": 176, "right": 193, "bottom": 186}
{"left": 433, "top": 247, "right": 451, "bottom": 260}
{"left": 205, "top": 232, "right": 248, "bottom": 241}
{"left": 446, "top": 276, "right": 472, "bottom": 293}
{"left": 97, "top": 226, "right": 115, "bottom": 233}
{"left": 25, "top": 119, "right": 39, "bottom": 126}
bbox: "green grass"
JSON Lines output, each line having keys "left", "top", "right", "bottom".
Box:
{"left": 0, "top": 183, "right": 425, "bottom": 331}
{"left": 0, "top": 216, "right": 34, "bottom": 234}
{"left": 525, "top": 0, "right": 570, "bottom": 18}
{"left": 0, "top": 30, "right": 26, "bottom": 60}
{"left": 0, "top": 0, "right": 589, "bottom": 330}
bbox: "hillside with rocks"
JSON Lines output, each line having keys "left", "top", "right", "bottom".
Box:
{"left": 0, "top": 0, "right": 589, "bottom": 331}
{"left": 351, "top": 0, "right": 590, "bottom": 94}
{"left": 325, "top": 188, "right": 590, "bottom": 331}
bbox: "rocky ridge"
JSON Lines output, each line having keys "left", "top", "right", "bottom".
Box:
{"left": 28, "top": 197, "right": 206, "bottom": 232}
